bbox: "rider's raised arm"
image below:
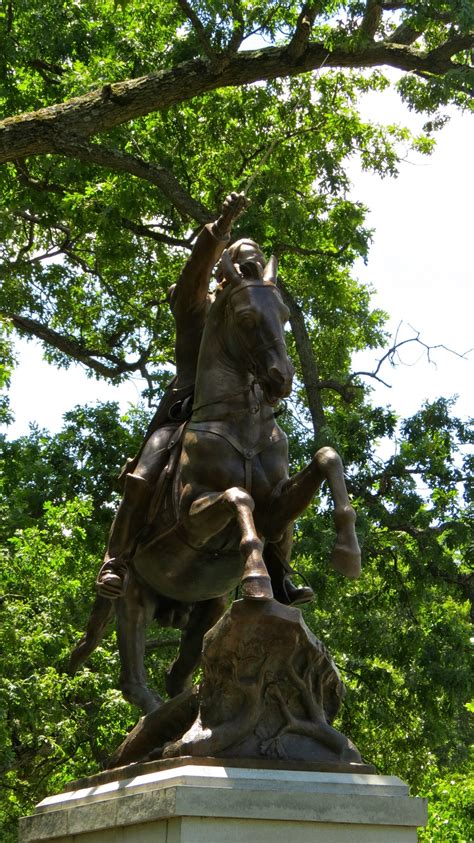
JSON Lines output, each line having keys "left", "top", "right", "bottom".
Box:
{"left": 171, "top": 192, "right": 248, "bottom": 318}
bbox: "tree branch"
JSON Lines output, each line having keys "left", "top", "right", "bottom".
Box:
{"left": 349, "top": 325, "right": 472, "bottom": 389}
{"left": 14, "top": 160, "right": 65, "bottom": 195}
{"left": 287, "top": 4, "right": 318, "bottom": 61}
{"left": 388, "top": 20, "right": 423, "bottom": 46}
{"left": 26, "top": 59, "right": 65, "bottom": 77}
{"left": 13, "top": 210, "right": 71, "bottom": 237}
{"left": 50, "top": 136, "right": 211, "bottom": 223}
{"left": 5, "top": 313, "right": 151, "bottom": 379}
{"left": 14, "top": 219, "right": 36, "bottom": 262}
{"left": 118, "top": 216, "right": 192, "bottom": 248}
{"left": 227, "top": 2, "right": 245, "bottom": 54}
{"left": 278, "top": 279, "right": 326, "bottom": 435}
{"left": 176, "top": 0, "right": 219, "bottom": 62}
{"left": 275, "top": 240, "right": 350, "bottom": 259}
{"left": 360, "top": 1, "right": 383, "bottom": 40}
{"left": 1, "top": 40, "right": 471, "bottom": 166}
{"left": 428, "top": 34, "right": 474, "bottom": 65}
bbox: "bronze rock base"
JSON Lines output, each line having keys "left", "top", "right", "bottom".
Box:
{"left": 109, "top": 599, "right": 364, "bottom": 769}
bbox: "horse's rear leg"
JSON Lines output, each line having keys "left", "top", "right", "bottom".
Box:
{"left": 116, "top": 577, "right": 162, "bottom": 714}
{"left": 264, "top": 447, "right": 361, "bottom": 578}
{"left": 166, "top": 596, "right": 227, "bottom": 698}
{"left": 185, "top": 487, "right": 273, "bottom": 599}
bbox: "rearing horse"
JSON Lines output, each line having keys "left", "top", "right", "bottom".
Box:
{"left": 69, "top": 252, "right": 361, "bottom": 714}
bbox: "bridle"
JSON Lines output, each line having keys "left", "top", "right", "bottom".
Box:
{"left": 192, "top": 279, "right": 290, "bottom": 417}
{"left": 224, "top": 280, "right": 288, "bottom": 380}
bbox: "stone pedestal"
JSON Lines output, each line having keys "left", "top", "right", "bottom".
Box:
{"left": 20, "top": 758, "right": 427, "bottom": 842}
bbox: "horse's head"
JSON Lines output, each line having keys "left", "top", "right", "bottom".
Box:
{"left": 220, "top": 249, "right": 295, "bottom": 405}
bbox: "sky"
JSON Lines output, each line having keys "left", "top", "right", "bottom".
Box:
{"left": 2, "top": 78, "right": 473, "bottom": 441}
{"left": 348, "top": 89, "right": 473, "bottom": 425}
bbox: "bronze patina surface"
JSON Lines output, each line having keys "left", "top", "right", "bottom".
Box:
{"left": 69, "top": 192, "right": 362, "bottom": 765}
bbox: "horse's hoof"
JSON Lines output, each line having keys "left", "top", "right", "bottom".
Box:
{"left": 330, "top": 545, "right": 361, "bottom": 578}
{"left": 241, "top": 574, "right": 273, "bottom": 600}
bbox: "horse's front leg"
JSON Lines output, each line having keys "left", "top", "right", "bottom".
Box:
{"left": 115, "top": 574, "right": 162, "bottom": 714}
{"left": 263, "top": 447, "right": 361, "bottom": 578}
{"left": 184, "top": 487, "right": 273, "bottom": 600}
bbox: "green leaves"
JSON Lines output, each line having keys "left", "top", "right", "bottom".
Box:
{"left": 0, "top": 407, "right": 157, "bottom": 840}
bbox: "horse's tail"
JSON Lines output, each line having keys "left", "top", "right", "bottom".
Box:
{"left": 68, "top": 594, "right": 114, "bottom": 675}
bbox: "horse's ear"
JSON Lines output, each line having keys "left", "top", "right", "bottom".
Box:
{"left": 263, "top": 255, "right": 278, "bottom": 285}
{"left": 220, "top": 249, "right": 242, "bottom": 286}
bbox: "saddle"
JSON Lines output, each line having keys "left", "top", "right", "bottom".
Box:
{"left": 138, "top": 420, "right": 188, "bottom": 547}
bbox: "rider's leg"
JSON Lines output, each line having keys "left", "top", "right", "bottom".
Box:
{"left": 98, "top": 473, "right": 153, "bottom": 598}
{"left": 97, "top": 425, "right": 177, "bottom": 598}
{"left": 264, "top": 525, "right": 314, "bottom": 607}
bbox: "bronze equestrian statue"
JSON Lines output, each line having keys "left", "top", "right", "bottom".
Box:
{"left": 69, "top": 193, "right": 361, "bottom": 714}
{"left": 96, "top": 192, "right": 311, "bottom": 607}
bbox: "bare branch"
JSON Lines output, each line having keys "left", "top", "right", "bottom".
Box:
{"left": 349, "top": 324, "right": 472, "bottom": 388}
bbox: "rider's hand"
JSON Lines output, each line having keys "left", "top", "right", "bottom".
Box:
{"left": 215, "top": 192, "right": 250, "bottom": 235}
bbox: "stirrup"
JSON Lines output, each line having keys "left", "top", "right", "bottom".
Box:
{"left": 96, "top": 558, "right": 130, "bottom": 599}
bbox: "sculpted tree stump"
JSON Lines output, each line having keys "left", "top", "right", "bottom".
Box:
{"left": 109, "top": 600, "right": 362, "bottom": 769}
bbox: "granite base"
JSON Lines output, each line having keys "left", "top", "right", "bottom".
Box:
{"left": 19, "top": 758, "right": 427, "bottom": 842}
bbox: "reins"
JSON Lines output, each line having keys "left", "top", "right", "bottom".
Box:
{"left": 192, "top": 383, "right": 258, "bottom": 416}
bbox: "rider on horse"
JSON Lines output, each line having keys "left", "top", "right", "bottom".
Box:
{"left": 97, "top": 192, "right": 314, "bottom": 606}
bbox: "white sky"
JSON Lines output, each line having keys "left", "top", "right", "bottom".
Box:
{"left": 349, "top": 83, "right": 473, "bottom": 423}
{"left": 2, "top": 78, "right": 473, "bottom": 440}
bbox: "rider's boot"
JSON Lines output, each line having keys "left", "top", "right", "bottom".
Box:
{"left": 97, "top": 473, "right": 152, "bottom": 599}
{"left": 280, "top": 573, "right": 314, "bottom": 606}
{"left": 264, "top": 541, "right": 314, "bottom": 606}
{"left": 331, "top": 505, "right": 361, "bottom": 578}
